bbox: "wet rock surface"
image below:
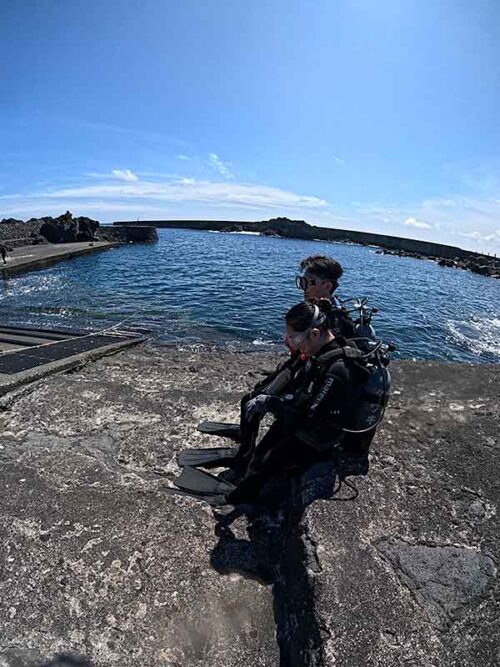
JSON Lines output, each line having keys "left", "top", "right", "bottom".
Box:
{"left": 0, "top": 348, "right": 498, "bottom": 665}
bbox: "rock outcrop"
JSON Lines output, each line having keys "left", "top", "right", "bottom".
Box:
{"left": 38, "top": 212, "right": 99, "bottom": 243}
{"left": 0, "top": 213, "right": 158, "bottom": 247}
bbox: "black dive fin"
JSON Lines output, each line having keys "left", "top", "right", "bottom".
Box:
{"left": 197, "top": 421, "right": 241, "bottom": 441}
{"left": 164, "top": 487, "right": 228, "bottom": 506}
{"left": 177, "top": 447, "right": 237, "bottom": 469}
{"left": 174, "top": 466, "right": 236, "bottom": 495}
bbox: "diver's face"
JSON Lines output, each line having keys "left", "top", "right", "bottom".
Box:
{"left": 285, "top": 325, "right": 321, "bottom": 357}
{"left": 300, "top": 271, "right": 333, "bottom": 301}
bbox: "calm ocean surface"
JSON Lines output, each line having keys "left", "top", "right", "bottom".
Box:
{"left": 1, "top": 228, "right": 499, "bottom": 364}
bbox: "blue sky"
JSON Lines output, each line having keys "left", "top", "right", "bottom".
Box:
{"left": 1, "top": 0, "right": 500, "bottom": 253}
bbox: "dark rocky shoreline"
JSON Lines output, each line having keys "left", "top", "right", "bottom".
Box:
{"left": 375, "top": 247, "right": 500, "bottom": 278}
{"left": 115, "top": 217, "right": 500, "bottom": 279}
{"left": 0, "top": 211, "right": 157, "bottom": 247}
{"left": 0, "top": 344, "right": 498, "bottom": 666}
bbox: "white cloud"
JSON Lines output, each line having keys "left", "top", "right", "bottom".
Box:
{"left": 111, "top": 169, "right": 138, "bottom": 182}
{"left": 36, "top": 178, "right": 326, "bottom": 209}
{"left": 0, "top": 175, "right": 327, "bottom": 225}
{"left": 177, "top": 154, "right": 191, "bottom": 161}
{"left": 3, "top": 167, "right": 500, "bottom": 254}
{"left": 208, "top": 153, "right": 234, "bottom": 179}
{"left": 333, "top": 156, "right": 346, "bottom": 165}
{"left": 403, "top": 217, "right": 432, "bottom": 229}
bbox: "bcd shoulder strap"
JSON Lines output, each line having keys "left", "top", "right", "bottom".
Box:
{"left": 317, "top": 344, "right": 371, "bottom": 384}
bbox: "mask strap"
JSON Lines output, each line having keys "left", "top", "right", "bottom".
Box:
{"left": 310, "top": 305, "right": 326, "bottom": 328}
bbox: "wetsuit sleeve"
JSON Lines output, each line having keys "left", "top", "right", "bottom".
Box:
{"left": 251, "top": 351, "right": 301, "bottom": 397}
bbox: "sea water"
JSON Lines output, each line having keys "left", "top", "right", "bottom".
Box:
{"left": 0, "top": 228, "right": 499, "bottom": 364}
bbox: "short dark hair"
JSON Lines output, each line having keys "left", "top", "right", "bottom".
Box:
{"left": 299, "top": 255, "right": 343, "bottom": 290}
{"left": 286, "top": 298, "right": 333, "bottom": 332}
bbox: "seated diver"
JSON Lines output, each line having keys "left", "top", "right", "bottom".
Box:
{"left": 193, "top": 253, "right": 378, "bottom": 447}
{"left": 174, "top": 298, "right": 377, "bottom": 506}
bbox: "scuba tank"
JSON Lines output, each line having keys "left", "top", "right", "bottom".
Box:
{"left": 342, "top": 342, "right": 392, "bottom": 435}
{"left": 316, "top": 339, "right": 393, "bottom": 439}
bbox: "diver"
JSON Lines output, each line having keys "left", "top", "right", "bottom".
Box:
{"left": 296, "top": 254, "right": 378, "bottom": 345}
{"left": 173, "top": 298, "right": 390, "bottom": 506}
{"left": 193, "top": 254, "right": 351, "bottom": 449}
{"left": 296, "top": 254, "right": 344, "bottom": 306}
{"left": 295, "top": 254, "right": 357, "bottom": 338}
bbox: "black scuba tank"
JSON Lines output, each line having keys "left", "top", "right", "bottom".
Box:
{"left": 344, "top": 356, "right": 391, "bottom": 435}
{"left": 318, "top": 342, "right": 392, "bottom": 438}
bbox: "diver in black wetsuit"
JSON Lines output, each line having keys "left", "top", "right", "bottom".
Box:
{"left": 225, "top": 298, "right": 366, "bottom": 506}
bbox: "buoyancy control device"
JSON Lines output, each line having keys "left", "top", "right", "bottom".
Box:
{"left": 316, "top": 338, "right": 393, "bottom": 438}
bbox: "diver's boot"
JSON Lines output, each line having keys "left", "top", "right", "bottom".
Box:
{"left": 225, "top": 473, "right": 262, "bottom": 506}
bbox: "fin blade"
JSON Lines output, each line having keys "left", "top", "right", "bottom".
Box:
{"left": 177, "top": 447, "right": 237, "bottom": 468}
{"left": 164, "top": 487, "right": 228, "bottom": 506}
{"left": 197, "top": 421, "right": 241, "bottom": 441}
{"left": 174, "top": 466, "right": 236, "bottom": 495}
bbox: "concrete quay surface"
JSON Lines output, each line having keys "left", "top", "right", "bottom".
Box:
{"left": 0, "top": 345, "right": 498, "bottom": 666}
{"left": 1, "top": 242, "right": 118, "bottom": 278}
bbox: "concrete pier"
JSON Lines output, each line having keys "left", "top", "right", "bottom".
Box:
{"left": 1, "top": 242, "right": 119, "bottom": 278}
{"left": 0, "top": 346, "right": 497, "bottom": 666}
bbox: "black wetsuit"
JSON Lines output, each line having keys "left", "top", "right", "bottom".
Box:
{"left": 235, "top": 351, "right": 302, "bottom": 467}
{"left": 227, "top": 339, "right": 362, "bottom": 504}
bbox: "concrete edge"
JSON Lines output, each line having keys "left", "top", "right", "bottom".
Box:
{"left": 1, "top": 243, "right": 121, "bottom": 279}
{"left": 0, "top": 336, "right": 143, "bottom": 398}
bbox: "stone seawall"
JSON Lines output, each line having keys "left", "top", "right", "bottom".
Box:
{"left": 99, "top": 224, "right": 158, "bottom": 244}
{"left": 114, "top": 218, "right": 499, "bottom": 275}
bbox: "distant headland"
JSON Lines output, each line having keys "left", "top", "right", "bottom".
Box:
{"left": 114, "top": 217, "right": 500, "bottom": 279}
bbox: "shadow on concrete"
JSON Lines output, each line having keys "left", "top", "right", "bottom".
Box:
{"left": 209, "top": 461, "right": 365, "bottom": 665}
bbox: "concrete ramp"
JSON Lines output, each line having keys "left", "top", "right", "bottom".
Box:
{"left": 0, "top": 325, "right": 144, "bottom": 397}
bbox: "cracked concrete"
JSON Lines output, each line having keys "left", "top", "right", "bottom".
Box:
{"left": 0, "top": 347, "right": 498, "bottom": 666}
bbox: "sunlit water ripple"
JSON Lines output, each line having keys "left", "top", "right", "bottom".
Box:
{"left": 0, "top": 228, "right": 499, "bottom": 363}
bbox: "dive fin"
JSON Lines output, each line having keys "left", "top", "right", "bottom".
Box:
{"left": 197, "top": 421, "right": 241, "bottom": 441}
{"left": 177, "top": 447, "right": 237, "bottom": 469}
{"left": 174, "top": 466, "right": 236, "bottom": 495}
{"left": 164, "top": 486, "right": 228, "bottom": 506}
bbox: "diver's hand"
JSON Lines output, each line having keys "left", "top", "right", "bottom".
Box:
{"left": 245, "top": 394, "right": 270, "bottom": 420}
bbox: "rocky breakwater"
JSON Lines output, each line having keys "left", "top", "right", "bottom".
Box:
{"left": 0, "top": 345, "right": 498, "bottom": 666}
{"left": 375, "top": 247, "right": 500, "bottom": 279}
{"left": 0, "top": 211, "right": 99, "bottom": 246}
{"left": 0, "top": 212, "right": 158, "bottom": 247}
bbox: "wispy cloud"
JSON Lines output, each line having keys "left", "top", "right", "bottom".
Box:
{"left": 111, "top": 169, "right": 138, "bottom": 182}
{"left": 333, "top": 156, "right": 346, "bottom": 165}
{"left": 354, "top": 194, "right": 500, "bottom": 252}
{"left": 3, "top": 165, "right": 500, "bottom": 254}
{"left": 177, "top": 154, "right": 191, "bottom": 161}
{"left": 0, "top": 174, "right": 327, "bottom": 223}
{"left": 208, "top": 153, "right": 234, "bottom": 179}
{"left": 404, "top": 217, "right": 432, "bottom": 230}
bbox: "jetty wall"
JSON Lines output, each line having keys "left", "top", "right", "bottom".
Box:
{"left": 113, "top": 218, "right": 493, "bottom": 262}
{"left": 99, "top": 224, "right": 158, "bottom": 244}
